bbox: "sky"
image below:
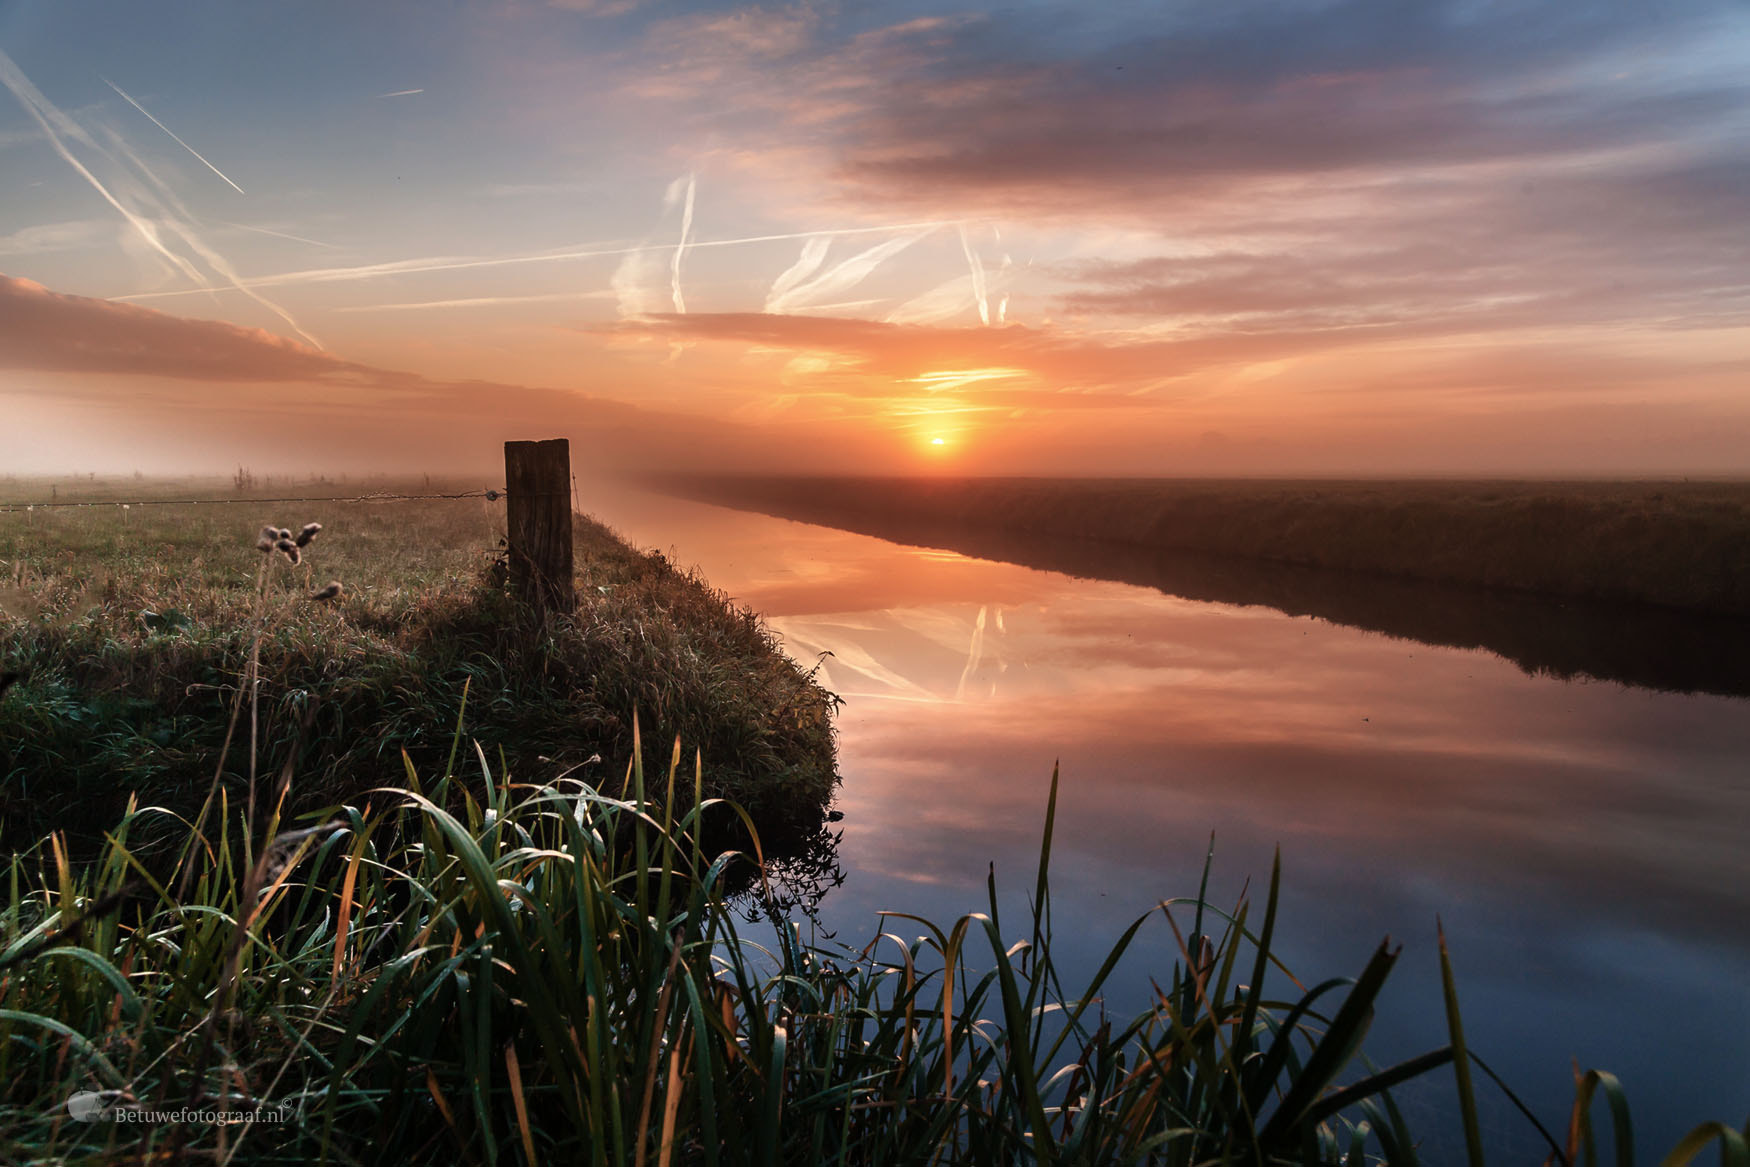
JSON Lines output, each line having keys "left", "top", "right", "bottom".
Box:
{"left": 1, "top": 0, "right": 1748, "bottom": 477}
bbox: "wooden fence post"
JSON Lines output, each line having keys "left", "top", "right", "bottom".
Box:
{"left": 504, "top": 438, "right": 576, "bottom": 614}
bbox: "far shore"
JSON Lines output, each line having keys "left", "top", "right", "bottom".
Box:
{"left": 652, "top": 475, "right": 1750, "bottom": 618}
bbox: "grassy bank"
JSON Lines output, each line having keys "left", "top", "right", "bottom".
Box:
{"left": 0, "top": 479, "right": 1743, "bottom": 1163}
{"left": 0, "top": 478, "right": 838, "bottom": 849}
{"left": 657, "top": 475, "right": 1750, "bottom": 616}
{"left": 1, "top": 744, "right": 1743, "bottom": 1164}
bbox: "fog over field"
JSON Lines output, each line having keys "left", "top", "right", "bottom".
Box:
{"left": 2, "top": 2, "right": 1749, "bottom": 477}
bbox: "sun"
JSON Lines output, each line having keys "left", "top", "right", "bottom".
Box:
{"left": 930, "top": 437, "right": 946, "bottom": 446}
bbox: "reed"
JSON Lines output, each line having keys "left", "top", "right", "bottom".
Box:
{"left": 0, "top": 737, "right": 1741, "bottom": 1164}
{"left": 0, "top": 478, "right": 1741, "bottom": 1163}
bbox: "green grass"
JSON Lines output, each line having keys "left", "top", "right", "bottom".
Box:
{"left": 654, "top": 475, "right": 1750, "bottom": 616}
{"left": 0, "top": 478, "right": 838, "bottom": 851}
{"left": 0, "top": 740, "right": 1743, "bottom": 1164}
{"left": 1, "top": 475, "right": 1745, "bottom": 1164}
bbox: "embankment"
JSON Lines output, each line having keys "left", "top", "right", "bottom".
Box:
{"left": 0, "top": 489, "right": 838, "bottom": 848}
{"left": 658, "top": 475, "right": 1750, "bottom": 616}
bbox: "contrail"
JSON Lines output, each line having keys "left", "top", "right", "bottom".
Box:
{"left": 885, "top": 274, "right": 978, "bottom": 325}
{"left": 103, "top": 78, "right": 245, "bottom": 194}
{"left": 1, "top": 52, "right": 318, "bottom": 346}
{"left": 959, "top": 224, "right": 990, "bottom": 325}
{"left": 97, "top": 121, "right": 322, "bottom": 347}
{"left": 115, "top": 220, "right": 967, "bottom": 302}
{"left": 335, "top": 289, "right": 617, "bottom": 312}
{"left": 377, "top": 88, "right": 424, "bottom": 98}
{"left": 954, "top": 605, "right": 989, "bottom": 701}
{"left": 219, "top": 220, "right": 338, "bottom": 249}
{"left": 766, "top": 236, "right": 831, "bottom": 311}
{"left": 0, "top": 50, "right": 209, "bottom": 289}
{"left": 667, "top": 172, "right": 695, "bottom": 314}
{"left": 765, "top": 229, "right": 931, "bottom": 315}
{"left": 171, "top": 212, "right": 325, "bottom": 348}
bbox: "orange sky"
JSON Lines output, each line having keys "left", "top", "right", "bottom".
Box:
{"left": 2, "top": 2, "right": 1748, "bottom": 477}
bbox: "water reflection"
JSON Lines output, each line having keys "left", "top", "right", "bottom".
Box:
{"left": 579, "top": 481, "right": 1750, "bottom": 1160}
{"left": 735, "top": 819, "right": 848, "bottom": 934}
{"left": 660, "top": 483, "right": 1750, "bottom": 698}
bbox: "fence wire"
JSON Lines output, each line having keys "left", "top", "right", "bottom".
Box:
{"left": 0, "top": 489, "right": 508, "bottom": 515}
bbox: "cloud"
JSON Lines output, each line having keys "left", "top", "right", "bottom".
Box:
{"left": 763, "top": 230, "right": 930, "bottom": 315}
{"left": 817, "top": 2, "right": 1750, "bottom": 214}
{"left": 0, "top": 48, "right": 319, "bottom": 347}
{"left": 601, "top": 308, "right": 1441, "bottom": 393}
{"left": 1051, "top": 150, "right": 1750, "bottom": 336}
{"left": 0, "top": 219, "right": 111, "bottom": 256}
{"left": 602, "top": 0, "right": 1749, "bottom": 343}
{"left": 0, "top": 274, "right": 350, "bottom": 383}
{"left": 111, "top": 216, "right": 966, "bottom": 313}
{"left": 667, "top": 172, "right": 696, "bottom": 313}
{"left": 0, "top": 273, "right": 862, "bottom": 472}
{"left": 606, "top": 310, "right": 1272, "bottom": 398}
{"left": 548, "top": 0, "right": 648, "bottom": 16}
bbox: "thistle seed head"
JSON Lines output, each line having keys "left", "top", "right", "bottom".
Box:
{"left": 274, "top": 539, "right": 301, "bottom": 565}
{"left": 294, "top": 522, "right": 322, "bottom": 547}
{"left": 310, "top": 581, "right": 343, "bottom": 602}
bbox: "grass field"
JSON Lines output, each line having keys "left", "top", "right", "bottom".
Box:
{"left": 0, "top": 476, "right": 838, "bottom": 851}
{"left": 0, "top": 475, "right": 1743, "bottom": 1163}
{"left": 655, "top": 475, "right": 1750, "bottom": 616}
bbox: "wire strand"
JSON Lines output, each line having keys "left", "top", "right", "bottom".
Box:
{"left": 0, "top": 489, "right": 508, "bottom": 514}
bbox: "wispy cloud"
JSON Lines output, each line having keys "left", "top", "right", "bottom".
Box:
{"left": 334, "top": 290, "right": 617, "bottom": 313}
{"left": 547, "top": 0, "right": 649, "bottom": 16}
{"left": 96, "top": 120, "right": 322, "bottom": 347}
{"left": 103, "top": 77, "right": 246, "bottom": 194}
{"left": 376, "top": 88, "right": 424, "bottom": 98}
{"left": 667, "top": 171, "right": 696, "bottom": 312}
{"left": 766, "top": 236, "right": 831, "bottom": 311}
{"left": 0, "top": 219, "right": 111, "bottom": 257}
{"left": 958, "top": 226, "right": 990, "bottom": 326}
{"left": 218, "top": 221, "right": 338, "bottom": 249}
{"left": 763, "top": 229, "right": 932, "bottom": 315}
{"left": 115, "top": 219, "right": 965, "bottom": 304}
{"left": 0, "top": 272, "right": 821, "bottom": 473}
{"left": 0, "top": 49, "right": 320, "bottom": 347}
{"left": 0, "top": 49, "right": 210, "bottom": 290}
{"left": 884, "top": 273, "right": 981, "bottom": 326}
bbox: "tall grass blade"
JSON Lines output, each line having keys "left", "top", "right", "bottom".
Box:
{"left": 1438, "top": 919, "right": 1487, "bottom": 1167}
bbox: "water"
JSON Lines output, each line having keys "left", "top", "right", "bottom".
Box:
{"left": 582, "top": 481, "right": 1750, "bottom": 1157}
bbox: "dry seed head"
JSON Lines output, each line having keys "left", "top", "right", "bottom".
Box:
{"left": 277, "top": 528, "right": 292, "bottom": 541}
{"left": 310, "top": 581, "right": 343, "bottom": 602}
{"left": 256, "top": 820, "right": 344, "bottom": 886}
{"left": 259, "top": 525, "right": 279, "bottom": 544}
{"left": 274, "top": 539, "right": 301, "bottom": 565}
{"left": 294, "top": 522, "right": 322, "bottom": 547}
{"left": 256, "top": 538, "right": 273, "bottom": 552}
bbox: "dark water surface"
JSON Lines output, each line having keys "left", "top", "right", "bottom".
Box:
{"left": 583, "top": 482, "right": 1750, "bottom": 1158}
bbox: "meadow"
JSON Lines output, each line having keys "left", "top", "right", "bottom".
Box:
{"left": 655, "top": 476, "right": 1750, "bottom": 616}
{"left": 0, "top": 475, "right": 1743, "bottom": 1163}
{"left": 0, "top": 476, "right": 838, "bottom": 852}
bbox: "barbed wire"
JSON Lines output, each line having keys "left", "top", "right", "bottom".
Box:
{"left": 0, "top": 488, "right": 508, "bottom": 514}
